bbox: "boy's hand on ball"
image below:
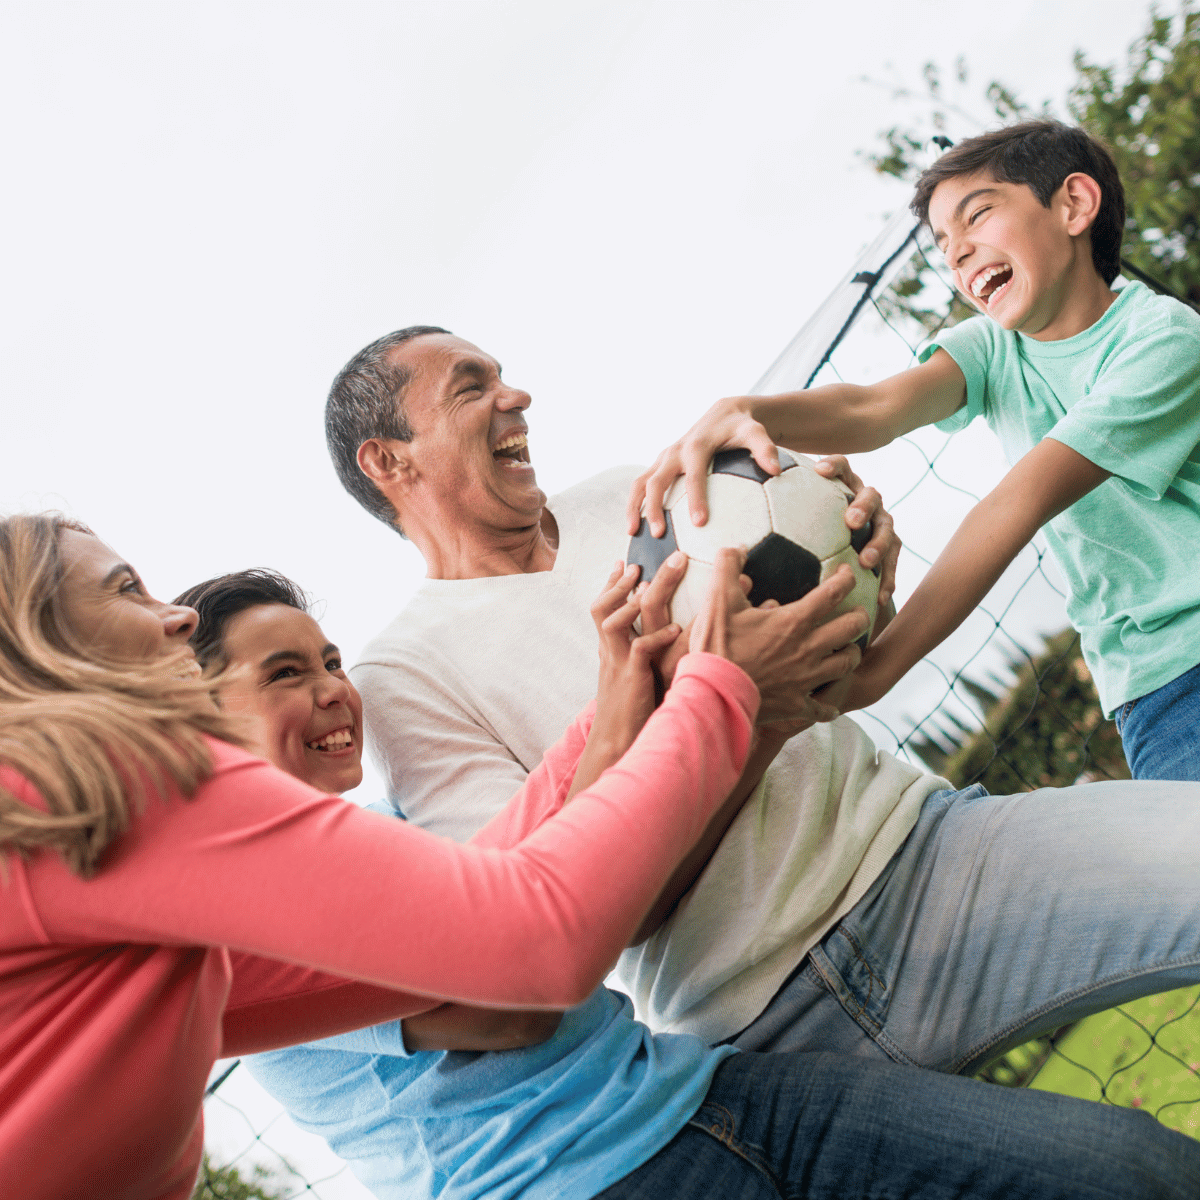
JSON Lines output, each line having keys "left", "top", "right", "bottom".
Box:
{"left": 627, "top": 396, "right": 778, "bottom": 537}
{"left": 692, "top": 552, "right": 866, "bottom": 724}
{"left": 815, "top": 455, "right": 901, "bottom": 608}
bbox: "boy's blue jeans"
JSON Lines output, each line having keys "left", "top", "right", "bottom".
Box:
{"left": 732, "top": 780, "right": 1200, "bottom": 1071}
{"left": 1116, "top": 659, "right": 1200, "bottom": 781}
{"left": 600, "top": 1050, "right": 1199, "bottom": 1198}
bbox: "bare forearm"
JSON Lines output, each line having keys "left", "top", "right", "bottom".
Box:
{"left": 854, "top": 492, "right": 1038, "bottom": 705}
{"left": 630, "top": 726, "right": 790, "bottom": 943}
{"left": 850, "top": 439, "right": 1110, "bottom": 709}
{"left": 401, "top": 1004, "right": 563, "bottom": 1052}
{"left": 747, "top": 387, "right": 901, "bottom": 455}
{"left": 565, "top": 728, "right": 635, "bottom": 803}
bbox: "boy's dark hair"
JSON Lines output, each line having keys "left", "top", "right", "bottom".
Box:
{"left": 174, "top": 569, "right": 309, "bottom": 671}
{"left": 911, "top": 120, "right": 1126, "bottom": 285}
{"left": 325, "top": 325, "right": 452, "bottom": 536}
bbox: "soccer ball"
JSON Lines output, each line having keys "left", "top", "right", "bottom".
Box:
{"left": 627, "top": 448, "right": 880, "bottom": 649}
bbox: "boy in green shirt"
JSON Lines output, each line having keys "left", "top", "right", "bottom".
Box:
{"left": 630, "top": 119, "right": 1200, "bottom": 781}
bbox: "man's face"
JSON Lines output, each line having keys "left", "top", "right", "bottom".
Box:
{"left": 928, "top": 170, "right": 1083, "bottom": 337}
{"left": 388, "top": 333, "right": 543, "bottom": 536}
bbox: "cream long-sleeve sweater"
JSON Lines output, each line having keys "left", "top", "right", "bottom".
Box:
{"left": 355, "top": 466, "right": 946, "bottom": 1043}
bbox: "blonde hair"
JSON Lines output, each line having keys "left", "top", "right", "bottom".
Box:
{"left": 0, "top": 514, "right": 246, "bottom": 877}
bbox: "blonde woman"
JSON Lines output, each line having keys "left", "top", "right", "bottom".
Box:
{"left": 0, "top": 513, "right": 860, "bottom": 1200}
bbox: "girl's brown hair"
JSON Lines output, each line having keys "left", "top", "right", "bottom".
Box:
{"left": 0, "top": 513, "right": 245, "bottom": 877}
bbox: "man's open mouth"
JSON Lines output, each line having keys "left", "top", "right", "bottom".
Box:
{"left": 493, "top": 432, "right": 531, "bottom": 468}
{"left": 307, "top": 728, "right": 354, "bottom": 752}
{"left": 971, "top": 264, "right": 1013, "bottom": 305}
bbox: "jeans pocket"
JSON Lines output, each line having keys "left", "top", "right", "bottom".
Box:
{"left": 1115, "top": 697, "right": 1139, "bottom": 736}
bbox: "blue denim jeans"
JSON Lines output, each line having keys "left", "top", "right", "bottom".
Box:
{"left": 598, "top": 1051, "right": 1200, "bottom": 1198}
{"left": 1115, "top": 660, "right": 1200, "bottom": 781}
{"left": 733, "top": 781, "right": 1200, "bottom": 1075}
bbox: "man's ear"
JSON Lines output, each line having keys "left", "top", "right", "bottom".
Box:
{"left": 357, "top": 438, "right": 417, "bottom": 492}
{"left": 1061, "top": 172, "right": 1103, "bottom": 237}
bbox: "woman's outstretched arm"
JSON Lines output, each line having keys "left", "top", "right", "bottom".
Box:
{"left": 22, "top": 652, "right": 756, "bottom": 1043}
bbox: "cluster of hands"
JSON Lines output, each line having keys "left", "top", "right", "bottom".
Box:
{"left": 590, "top": 444, "right": 903, "bottom": 759}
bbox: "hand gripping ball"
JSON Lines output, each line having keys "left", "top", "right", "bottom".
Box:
{"left": 627, "top": 449, "right": 880, "bottom": 649}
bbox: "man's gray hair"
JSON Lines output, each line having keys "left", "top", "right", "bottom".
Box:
{"left": 324, "top": 326, "right": 450, "bottom": 536}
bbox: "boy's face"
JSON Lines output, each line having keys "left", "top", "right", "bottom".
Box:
{"left": 928, "top": 170, "right": 1090, "bottom": 337}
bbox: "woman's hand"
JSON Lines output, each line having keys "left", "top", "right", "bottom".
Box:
{"left": 566, "top": 557, "right": 686, "bottom": 800}
{"left": 691, "top": 549, "right": 866, "bottom": 725}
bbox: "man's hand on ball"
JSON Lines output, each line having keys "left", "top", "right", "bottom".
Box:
{"left": 814, "top": 454, "right": 901, "bottom": 609}
{"left": 626, "top": 396, "right": 778, "bottom": 537}
{"left": 691, "top": 552, "right": 867, "bottom": 724}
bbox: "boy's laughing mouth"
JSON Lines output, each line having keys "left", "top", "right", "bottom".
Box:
{"left": 970, "top": 263, "right": 1014, "bottom": 307}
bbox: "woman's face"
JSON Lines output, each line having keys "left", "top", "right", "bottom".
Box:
{"left": 57, "top": 530, "right": 199, "bottom": 662}
{"left": 217, "top": 603, "right": 364, "bottom": 796}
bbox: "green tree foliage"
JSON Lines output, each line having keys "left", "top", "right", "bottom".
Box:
{"left": 1074, "top": 5, "right": 1200, "bottom": 305}
{"left": 909, "top": 630, "right": 1129, "bottom": 792}
{"left": 192, "top": 1154, "right": 291, "bottom": 1200}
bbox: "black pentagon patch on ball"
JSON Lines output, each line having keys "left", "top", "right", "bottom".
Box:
{"left": 744, "top": 533, "right": 822, "bottom": 608}
{"left": 711, "top": 447, "right": 798, "bottom": 485}
{"left": 848, "top": 518, "right": 881, "bottom": 576}
{"left": 626, "top": 511, "right": 678, "bottom": 587}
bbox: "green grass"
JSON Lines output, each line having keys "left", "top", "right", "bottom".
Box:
{"left": 1025, "top": 988, "right": 1200, "bottom": 1140}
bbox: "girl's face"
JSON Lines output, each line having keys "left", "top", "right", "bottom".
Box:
{"left": 57, "top": 530, "right": 199, "bottom": 663}
{"left": 217, "top": 603, "right": 364, "bottom": 796}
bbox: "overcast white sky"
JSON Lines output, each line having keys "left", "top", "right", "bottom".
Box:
{"left": 1, "top": 1, "right": 1157, "bottom": 1190}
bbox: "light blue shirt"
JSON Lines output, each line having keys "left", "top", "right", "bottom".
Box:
{"left": 248, "top": 805, "right": 735, "bottom": 1200}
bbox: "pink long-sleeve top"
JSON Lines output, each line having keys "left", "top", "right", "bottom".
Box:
{"left": 0, "top": 653, "right": 756, "bottom": 1200}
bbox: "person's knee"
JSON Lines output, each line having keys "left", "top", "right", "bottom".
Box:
{"left": 1059, "top": 1105, "right": 1200, "bottom": 1198}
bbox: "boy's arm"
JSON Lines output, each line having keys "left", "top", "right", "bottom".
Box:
{"left": 840, "top": 437, "right": 1111, "bottom": 712}
{"left": 628, "top": 349, "right": 967, "bottom": 535}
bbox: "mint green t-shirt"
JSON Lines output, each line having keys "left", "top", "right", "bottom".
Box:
{"left": 922, "top": 280, "right": 1200, "bottom": 715}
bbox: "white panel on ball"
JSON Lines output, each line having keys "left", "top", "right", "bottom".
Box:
{"left": 669, "top": 557, "right": 716, "bottom": 629}
{"left": 667, "top": 473, "right": 772, "bottom": 567}
{"left": 762, "top": 461, "right": 855, "bottom": 563}
{"left": 819, "top": 544, "right": 880, "bottom": 644}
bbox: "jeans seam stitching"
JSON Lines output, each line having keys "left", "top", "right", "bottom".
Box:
{"left": 810, "top": 945, "right": 884, "bottom": 1039}
{"left": 686, "top": 1105, "right": 782, "bottom": 1194}
{"left": 835, "top": 928, "right": 888, "bottom": 1030}
{"left": 950, "top": 950, "right": 1200, "bottom": 1074}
